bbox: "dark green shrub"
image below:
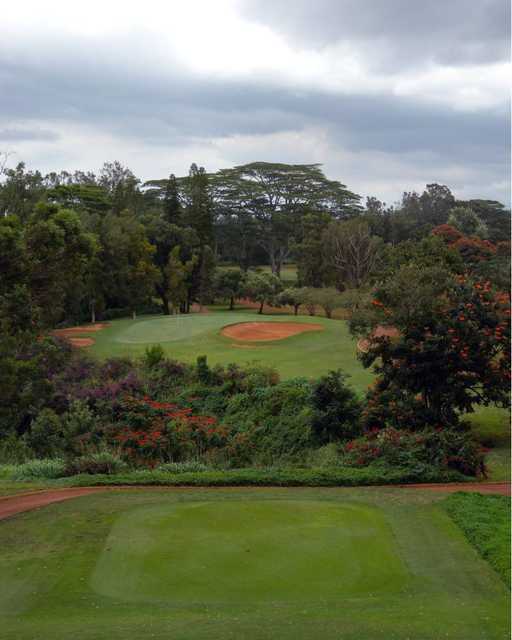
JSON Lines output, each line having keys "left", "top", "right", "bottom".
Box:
{"left": 311, "top": 370, "right": 362, "bottom": 443}
{"left": 26, "top": 409, "right": 63, "bottom": 457}
{"left": 144, "top": 344, "right": 165, "bottom": 368}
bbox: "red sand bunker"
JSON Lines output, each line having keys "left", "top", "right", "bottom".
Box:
{"left": 221, "top": 321, "right": 324, "bottom": 342}
{"left": 52, "top": 323, "right": 109, "bottom": 348}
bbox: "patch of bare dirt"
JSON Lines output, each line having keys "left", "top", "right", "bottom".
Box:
{"left": 0, "top": 488, "right": 107, "bottom": 521}
{"left": 221, "top": 321, "right": 324, "bottom": 342}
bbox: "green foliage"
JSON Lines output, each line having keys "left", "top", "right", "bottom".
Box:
{"left": 156, "top": 460, "right": 210, "bottom": 473}
{"left": 26, "top": 409, "right": 63, "bottom": 458}
{"left": 353, "top": 267, "right": 510, "bottom": 426}
{"left": 60, "top": 464, "right": 467, "bottom": 487}
{"left": 448, "top": 206, "right": 488, "bottom": 238}
{"left": 11, "top": 458, "right": 67, "bottom": 480}
{"left": 64, "top": 450, "right": 127, "bottom": 476}
{"left": 243, "top": 270, "right": 283, "bottom": 313}
{"left": 214, "top": 267, "right": 246, "bottom": 309}
{"left": 442, "top": 493, "right": 510, "bottom": 586}
{"left": 144, "top": 344, "right": 165, "bottom": 368}
{"left": 343, "top": 427, "right": 485, "bottom": 477}
{"left": 311, "top": 371, "right": 361, "bottom": 442}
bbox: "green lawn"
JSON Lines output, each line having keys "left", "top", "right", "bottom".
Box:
{"left": 0, "top": 488, "right": 508, "bottom": 639}
{"left": 87, "top": 308, "right": 374, "bottom": 386}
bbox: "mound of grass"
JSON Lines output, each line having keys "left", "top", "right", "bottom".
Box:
{"left": 442, "top": 492, "right": 511, "bottom": 586}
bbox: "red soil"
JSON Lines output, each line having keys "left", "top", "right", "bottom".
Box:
{"left": 400, "top": 482, "right": 510, "bottom": 496}
{"left": 52, "top": 323, "right": 109, "bottom": 348}
{"left": 0, "top": 488, "right": 106, "bottom": 521}
{"left": 221, "top": 321, "right": 324, "bottom": 342}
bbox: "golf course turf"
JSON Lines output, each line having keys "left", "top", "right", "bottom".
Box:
{"left": 0, "top": 488, "right": 509, "bottom": 639}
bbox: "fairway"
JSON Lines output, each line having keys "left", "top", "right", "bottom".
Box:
{"left": 86, "top": 308, "right": 374, "bottom": 384}
{"left": 0, "top": 489, "right": 509, "bottom": 640}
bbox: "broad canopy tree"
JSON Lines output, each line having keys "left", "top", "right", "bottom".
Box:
{"left": 352, "top": 264, "right": 510, "bottom": 427}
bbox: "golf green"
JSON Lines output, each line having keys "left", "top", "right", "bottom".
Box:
{"left": 0, "top": 489, "right": 509, "bottom": 639}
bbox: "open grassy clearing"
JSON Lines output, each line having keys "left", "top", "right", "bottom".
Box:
{"left": 0, "top": 487, "right": 509, "bottom": 640}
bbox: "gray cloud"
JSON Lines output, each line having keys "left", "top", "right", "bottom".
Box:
{"left": 242, "top": 0, "right": 510, "bottom": 68}
{"left": 0, "top": 127, "right": 60, "bottom": 142}
{"left": 0, "top": 3, "right": 509, "bottom": 205}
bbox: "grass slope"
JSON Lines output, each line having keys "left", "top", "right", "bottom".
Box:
{"left": 442, "top": 492, "right": 511, "bottom": 586}
{"left": 0, "top": 488, "right": 508, "bottom": 640}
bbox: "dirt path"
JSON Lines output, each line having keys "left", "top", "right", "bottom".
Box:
{"left": 0, "top": 488, "right": 107, "bottom": 521}
{"left": 400, "top": 482, "right": 510, "bottom": 496}
{"left": 0, "top": 482, "right": 509, "bottom": 521}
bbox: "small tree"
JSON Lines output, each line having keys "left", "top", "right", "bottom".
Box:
{"left": 277, "top": 287, "right": 306, "bottom": 315}
{"left": 214, "top": 268, "right": 246, "bottom": 310}
{"left": 312, "top": 287, "right": 345, "bottom": 319}
{"left": 243, "top": 271, "right": 283, "bottom": 314}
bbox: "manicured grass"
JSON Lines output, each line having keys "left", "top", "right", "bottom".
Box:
{"left": 0, "top": 488, "right": 508, "bottom": 639}
{"left": 442, "top": 492, "right": 511, "bottom": 586}
{"left": 87, "top": 308, "right": 374, "bottom": 385}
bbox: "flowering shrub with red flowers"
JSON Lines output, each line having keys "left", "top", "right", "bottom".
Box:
{"left": 343, "top": 426, "right": 485, "bottom": 477}
{"left": 108, "top": 396, "right": 230, "bottom": 466}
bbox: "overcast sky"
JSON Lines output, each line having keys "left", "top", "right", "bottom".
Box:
{"left": 1, "top": 0, "right": 510, "bottom": 205}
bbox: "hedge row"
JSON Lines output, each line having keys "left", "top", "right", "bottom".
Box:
{"left": 58, "top": 465, "right": 468, "bottom": 488}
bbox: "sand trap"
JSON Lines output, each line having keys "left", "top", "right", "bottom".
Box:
{"left": 221, "top": 321, "right": 323, "bottom": 342}
{"left": 52, "top": 323, "right": 109, "bottom": 348}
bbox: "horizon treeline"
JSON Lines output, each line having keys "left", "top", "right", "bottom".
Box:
{"left": 0, "top": 158, "right": 510, "bottom": 328}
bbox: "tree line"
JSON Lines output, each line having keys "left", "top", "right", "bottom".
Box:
{"left": 0, "top": 157, "right": 510, "bottom": 332}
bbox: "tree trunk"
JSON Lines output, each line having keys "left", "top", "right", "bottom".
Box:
{"left": 258, "top": 301, "right": 264, "bottom": 314}
{"left": 132, "top": 310, "right": 137, "bottom": 320}
{"left": 229, "top": 296, "right": 234, "bottom": 310}
{"left": 90, "top": 302, "right": 96, "bottom": 324}
{"left": 294, "top": 304, "right": 299, "bottom": 316}
{"left": 160, "top": 292, "right": 170, "bottom": 315}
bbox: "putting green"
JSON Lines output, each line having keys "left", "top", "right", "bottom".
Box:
{"left": 91, "top": 500, "right": 406, "bottom": 603}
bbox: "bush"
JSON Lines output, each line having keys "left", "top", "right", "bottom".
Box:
{"left": 11, "top": 458, "right": 67, "bottom": 480}
{"left": 343, "top": 426, "right": 485, "bottom": 477}
{"left": 26, "top": 409, "right": 63, "bottom": 458}
{"left": 0, "top": 434, "right": 33, "bottom": 464}
{"left": 311, "top": 371, "right": 362, "bottom": 443}
{"left": 64, "top": 451, "right": 128, "bottom": 476}
{"left": 143, "top": 344, "right": 165, "bottom": 368}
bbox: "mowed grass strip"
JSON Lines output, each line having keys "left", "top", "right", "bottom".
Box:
{"left": 0, "top": 489, "right": 509, "bottom": 640}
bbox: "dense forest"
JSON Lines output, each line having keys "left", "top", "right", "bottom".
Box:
{"left": 1, "top": 158, "right": 510, "bottom": 327}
